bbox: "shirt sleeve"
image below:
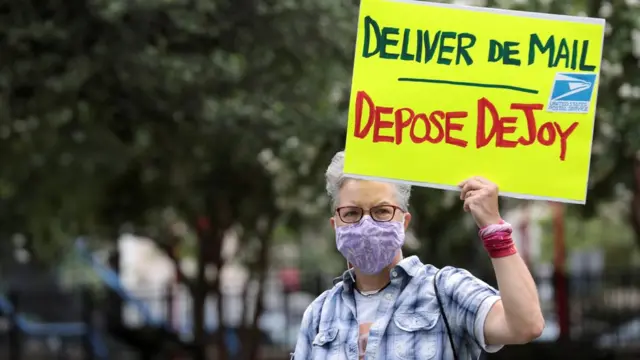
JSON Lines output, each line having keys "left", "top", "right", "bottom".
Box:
{"left": 292, "top": 304, "right": 315, "bottom": 359}
{"left": 437, "top": 266, "right": 503, "bottom": 353}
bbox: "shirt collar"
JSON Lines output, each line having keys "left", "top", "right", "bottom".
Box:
{"left": 333, "top": 255, "right": 423, "bottom": 291}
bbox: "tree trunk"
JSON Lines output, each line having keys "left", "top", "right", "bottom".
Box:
{"left": 239, "top": 272, "right": 254, "bottom": 359}
{"left": 630, "top": 157, "right": 640, "bottom": 248}
{"left": 213, "top": 260, "right": 227, "bottom": 360}
{"left": 107, "top": 250, "right": 123, "bottom": 327}
{"left": 247, "top": 273, "right": 267, "bottom": 360}
{"left": 247, "top": 218, "right": 275, "bottom": 360}
{"left": 192, "top": 233, "right": 208, "bottom": 360}
{"left": 191, "top": 216, "right": 227, "bottom": 360}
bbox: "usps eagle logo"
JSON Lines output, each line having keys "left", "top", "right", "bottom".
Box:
{"left": 547, "top": 73, "right": 597, "bottom": 113}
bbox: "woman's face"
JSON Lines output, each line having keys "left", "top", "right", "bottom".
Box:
{"left": 330, "top": 179, "right": 411, "bottom": 229}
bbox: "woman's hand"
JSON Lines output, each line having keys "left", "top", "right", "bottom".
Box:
{"left": 458, "top": 176, "right": 502, "bottom": 228}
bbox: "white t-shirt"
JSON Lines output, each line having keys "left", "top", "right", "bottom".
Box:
{"left": 354, "top": 291, "right": 383, "bottom": 360}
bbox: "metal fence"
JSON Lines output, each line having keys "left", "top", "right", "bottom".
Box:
{"left": 0, "top": 268, "right": 638, "bottom": 359}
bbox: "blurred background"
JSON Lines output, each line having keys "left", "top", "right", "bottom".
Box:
{"left": 0, "top": 0, "right": 638, "bottom": 359}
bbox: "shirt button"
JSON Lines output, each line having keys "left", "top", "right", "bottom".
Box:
{"left": 391, "top": 270, "right": 398, "bottom": 277}
{"left": 385, "top": 293, "right": 393, "bottom": 301}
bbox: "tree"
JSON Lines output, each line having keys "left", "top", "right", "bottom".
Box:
{"left": 0, "top": 0, "right": 357, "bottom": 358}
{"left": 2, "top": 0, "right": 639, "bottom": 357}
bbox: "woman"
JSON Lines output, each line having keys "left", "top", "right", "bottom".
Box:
{"left": 292, "top": 151, "right": 544, "bottom": 359}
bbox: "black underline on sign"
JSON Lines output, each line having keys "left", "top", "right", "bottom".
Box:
{"left": 397, "top": 77, "right": 540, "bottom": 95}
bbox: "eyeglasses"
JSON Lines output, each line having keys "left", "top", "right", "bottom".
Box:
{"left": 335, "top": 205, "right": 404, "bottom": 224}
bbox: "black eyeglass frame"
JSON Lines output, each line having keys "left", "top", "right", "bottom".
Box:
{"left": 334, "top": 205, "right": 405, "bottom": 224}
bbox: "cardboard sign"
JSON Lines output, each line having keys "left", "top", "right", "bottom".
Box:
{"left": 344, "top": 0, "right": 605, "bottom": 203}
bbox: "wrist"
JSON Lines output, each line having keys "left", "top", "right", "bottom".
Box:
{"left": 479, "top": 217, "right": 503, "bottom": 229}
{"left": 484, "top": 235, "right": 517, "bottom": 258}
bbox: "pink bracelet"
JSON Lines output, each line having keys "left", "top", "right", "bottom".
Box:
{"left": 479, "top": 220, "right": 517, "bottom": 258}
{"left": 479, "top": 220, "right": 512, "bottom": 237}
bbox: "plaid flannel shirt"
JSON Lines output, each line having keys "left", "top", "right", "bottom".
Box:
{"left": 292, "top": 256, "right": 503, "bottom": 359}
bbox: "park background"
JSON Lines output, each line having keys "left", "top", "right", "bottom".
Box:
{"left": 0, "top": 0, "right": 639, "bottom": 359}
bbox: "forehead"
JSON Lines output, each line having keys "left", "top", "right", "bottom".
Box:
{"left": 338, "top": 179, "right": 397, "bottom": 207}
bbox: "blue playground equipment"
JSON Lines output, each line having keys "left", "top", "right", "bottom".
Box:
{"left": 73, "top": 238, "right": 241, "bottom": 357}
{"left": 74, "top": 239, "right": 164, "bottom": 328}
{"left": 0, "top": 292, "right": 108, "bottom": 359}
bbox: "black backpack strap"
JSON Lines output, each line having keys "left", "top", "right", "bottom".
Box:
{"left": 434, "top": 268, "right": 459, "bottom": 360}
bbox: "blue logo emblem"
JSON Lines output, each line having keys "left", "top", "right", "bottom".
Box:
{"left": 547, "top": 72, "right": 597, "bottom": 113}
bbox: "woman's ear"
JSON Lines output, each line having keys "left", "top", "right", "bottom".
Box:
{"left": 330, "top": 216, "right": 336, "bottom": 229}
{"left": 403, "top": 212, "right": 412, "bottom": 230}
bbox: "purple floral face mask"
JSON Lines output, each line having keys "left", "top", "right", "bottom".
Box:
{"left": 335, "top": 215, "right": 405, "bottom": 275}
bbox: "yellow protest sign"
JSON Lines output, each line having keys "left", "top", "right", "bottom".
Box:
{"left": 343, "top": 0, "right": 605, "bottom": 204}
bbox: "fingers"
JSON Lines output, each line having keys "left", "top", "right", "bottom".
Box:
{"left": 463, "top": 190, "right": 483, "bottom": 211}
{"left": 459, "top": 178, "right": 484, "bottom": 200}
{"left": 459, "top": 177, "right": 498, "bottom": 200}
{"left": 463, "top": 196, "right": 472, "bottom": 212}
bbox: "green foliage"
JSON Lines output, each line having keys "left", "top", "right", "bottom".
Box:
{"left": 0, "top": 3, "right": 359, "bottom": 356}
{"left": 0, "top": 0, "right": 638, "bottom": 277}
{"left": 2, "top": 1, "right": 638, "bottom": 358}
{"left": 0, "top": 0, "right": 357, "bottom": 256}
{"left": 0, "top": 1, "right": 637, "bottom": 357}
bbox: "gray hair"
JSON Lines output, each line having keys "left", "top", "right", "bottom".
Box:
{"left": 325, "top": 151, "right": 411, "bottom": 210}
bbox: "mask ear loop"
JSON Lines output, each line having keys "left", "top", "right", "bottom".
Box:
{"left": 347, "top": 261, "right": 356, "bottom": 283}
{"left": 393, "top": 214, "right": 407, "bottom": 262}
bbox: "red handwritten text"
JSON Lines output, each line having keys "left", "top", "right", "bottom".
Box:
{"left": 477, "top": 98, "right": 578, "bottom": 161}
{"left": 354, "top": 91, "right": 468, "bottom": 147}
{"left": 353, "top": 90, "right": 579, "bottom": 161}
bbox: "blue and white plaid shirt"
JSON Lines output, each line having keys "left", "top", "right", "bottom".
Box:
{"left": 292, "top": 256, "right": 503, "bottom": 360}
